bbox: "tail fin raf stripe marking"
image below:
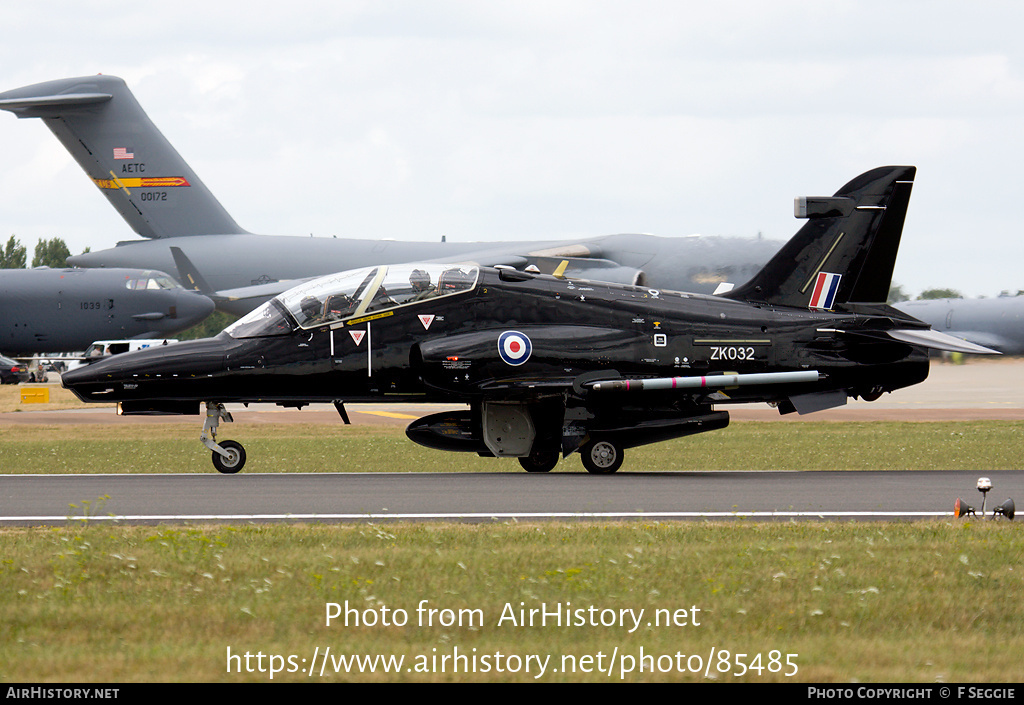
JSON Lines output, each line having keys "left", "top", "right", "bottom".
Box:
{"left": 809, "top": 272, "right": 841, "bottom": 310}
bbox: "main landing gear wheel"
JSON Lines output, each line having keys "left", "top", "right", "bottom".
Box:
{"left": 519, "top": 451, "right": 559, "bottom": 473}
{"left": 212, "top": 439, "right": 246, "bottom": 474}
{"left": 859, "top": 386, "right": 884, "bottom": 402}
{"left": 580, "top": 439, "right": 624, "bottom": 474}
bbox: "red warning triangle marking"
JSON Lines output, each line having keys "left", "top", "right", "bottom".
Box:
{"left": 418, "top": 314, "right": 435, "bottom": 330}
{"left": 349, "top": 330, "right": 366, "bottom": 346}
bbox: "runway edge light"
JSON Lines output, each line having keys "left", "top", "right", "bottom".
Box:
{"left": 954, "top": 478, "right": 1014, "bottom": 521}
{"left": 993, "top": 498, "right": 1015, "bottom": 521}
{"left": 954, "top": 498, "right": 975, "bottom": 518}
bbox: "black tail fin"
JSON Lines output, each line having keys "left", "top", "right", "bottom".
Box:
{"left": 0, "top": 75, "right": 248, "bottom": 239}
{"left": 723, "top": 166, "right": 915, "bottom": 309}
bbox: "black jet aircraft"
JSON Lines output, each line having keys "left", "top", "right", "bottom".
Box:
{"left": 61, "top": 166, "right": 996, "bottom": 474}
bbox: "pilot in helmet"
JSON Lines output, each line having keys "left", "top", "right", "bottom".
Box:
{"left": 437, "top": 268, "right": 472, "bottom": 294}
{"left": 409, "top": 269, "right": 434, "bottom": 301}
{"left": 299, "top": 295, "right": 322, "bottom": 323}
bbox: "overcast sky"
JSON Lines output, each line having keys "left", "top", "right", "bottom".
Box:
{"left": 1, "top": 1, "right": 1022, "bottom": 297}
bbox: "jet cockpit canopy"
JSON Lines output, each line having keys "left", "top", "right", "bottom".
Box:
{"left": 225, "top": 263, "right": 479, "bottom": 339}
{"left": 123, "top": 272, "right": 182, "bottom": 291}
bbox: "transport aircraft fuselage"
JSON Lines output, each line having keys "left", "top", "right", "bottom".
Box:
{"left": 0, "top": 267, "right": 213, "bottom": 354}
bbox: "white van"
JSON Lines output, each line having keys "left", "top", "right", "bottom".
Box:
{"left": 66, "top": 339, "right": 179, "bottom": 372}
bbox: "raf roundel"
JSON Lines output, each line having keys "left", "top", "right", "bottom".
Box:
{"left": 497, "top": 331, "right": 532, "bottom": 366}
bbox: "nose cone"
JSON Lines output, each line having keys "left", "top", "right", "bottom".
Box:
{"left": 134, "top": 290, "right": 215, "bottom": 336}
{"left": 61, "top": 337, "right": 230, "bottom": 403}
{"left": 175, "top": 290, "right": 216, "bottom": 328}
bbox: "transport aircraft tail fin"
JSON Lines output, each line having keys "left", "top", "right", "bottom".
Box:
{"left": 722, "top": 166, "right": 915, "bottom": 309}
{"left": 0, "top": 75, "right": 248, "bottom": 239}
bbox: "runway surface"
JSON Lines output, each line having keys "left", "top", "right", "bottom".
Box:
{"left": 2, "top": 360, "right": 1022, "bottom": 525}
{"left": 2, "top": 470, "right": 1020, "bottom": 526}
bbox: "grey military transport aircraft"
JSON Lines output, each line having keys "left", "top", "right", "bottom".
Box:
{"left": 61, "top": 166, "right": 997, "bottom": 474}
{"left": 0, "top": 266, "right": 214, "bottom": 354}
{"left": 896, "top": 296, "right": 1024, "bottom": 355}
{"left": 0, "top": 75, "right": 783, "bottom": 315}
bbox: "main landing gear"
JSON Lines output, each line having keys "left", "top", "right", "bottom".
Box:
{"left": 515, "top": 439, "right": 626, "bottom": 474}
{"left": 196, "top": 401, "right": 627, "bottom": 475}
{"left": 579, "top": 439, "right": 624, "bottom": 474}
{"left": 518, "top": 450, "right": 560, "bottom": 473}
{"left": 201, "top": 402, "right": 246, "bottom": 474}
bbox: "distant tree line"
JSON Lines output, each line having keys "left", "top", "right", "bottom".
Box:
{"left": 174, "top": 311, "right": 239, "bottom": 340}
{"left": 888, "top": 283, "right": 1024, "bottom": 303}
{"left": 1, "top": 235, "right": 75, "bottom": 268}
{"left": 1, "top": 235, "right": 25, "bottom": 268}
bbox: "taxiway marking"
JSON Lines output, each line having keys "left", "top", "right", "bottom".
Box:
{"left": 355, "top": 410, "right": 421, "bottom": 420}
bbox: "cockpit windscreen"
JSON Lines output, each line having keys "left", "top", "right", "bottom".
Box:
{"left": 280, "top": 263, "right": 478, "bottom": 330}
{"left": 224, "top": 264, "right": 479, "bottom": 338}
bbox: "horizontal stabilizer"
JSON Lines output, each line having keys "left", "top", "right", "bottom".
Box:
{"left": 0, "top": 92, "right": 112, "bottom": 113}
{"left": 887, "top": 328, "right": 1000, "bottom": 355}
{"left": 933, "top": 331, "right": 1011, "bottom": 353}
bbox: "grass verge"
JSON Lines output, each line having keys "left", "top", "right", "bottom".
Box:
{"left": 0, "top": 420, "right": 1021, "bottom": 473}
{"left": 0, "top": 383, "right": 107, "bottom": 413}
{"left": 1, "top": 521, "right": 1021, "bottom": 683}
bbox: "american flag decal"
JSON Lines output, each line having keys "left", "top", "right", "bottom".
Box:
{"left": 113, "top": 147, "right": 134, "bottom": 160}
{"left": 809, "top": 272, "right": 842, "bottom": 310}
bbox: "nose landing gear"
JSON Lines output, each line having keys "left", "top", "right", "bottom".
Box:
{"left": 201, "top": 402, "right": 247, "bottom": 474}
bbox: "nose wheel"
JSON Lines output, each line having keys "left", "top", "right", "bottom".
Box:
{"left": 211, "top": 439, "right": 246, "bottom": 474}
{"left": 201, "top": 402, "right": 247, "bottom": 474}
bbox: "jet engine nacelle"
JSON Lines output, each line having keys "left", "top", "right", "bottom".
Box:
{"left": 404, "top": 404, "right": 538, "bottom": 458}
{"left": 405, "top": 410, "right": 485, "bottom": 453}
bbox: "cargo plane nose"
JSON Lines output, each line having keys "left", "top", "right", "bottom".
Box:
{"left": 128, "top": 290, "right": 216, "bottom": 331}
{"left": 114, "top": 270, "right": 217, "bottom": 336}
{"left": 172, "top": 289, "right": 216, "bottom": 329}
